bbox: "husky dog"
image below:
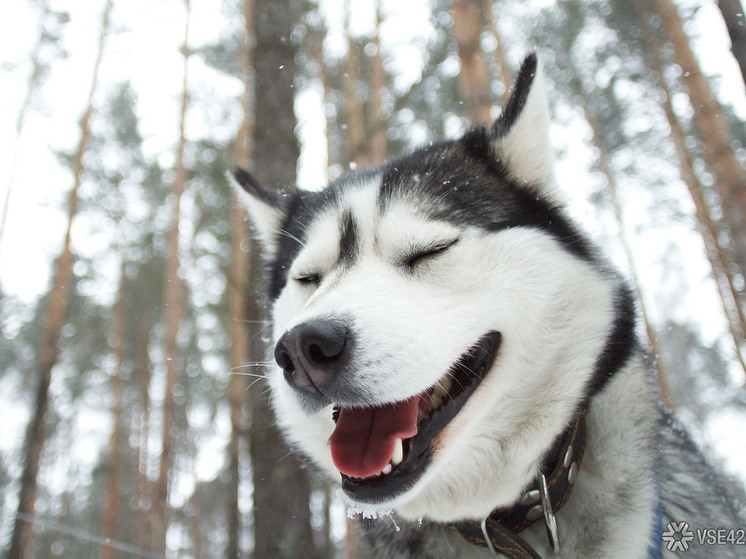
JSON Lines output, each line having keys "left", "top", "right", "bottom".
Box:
{"left": 231, "top": 56, "right": 743, "bottom": 558}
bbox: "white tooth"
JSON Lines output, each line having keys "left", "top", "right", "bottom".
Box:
{"left": 391, "top": 438, "right": 404, "bottom": 466}
{"left": 417, "top": 409, "right": 427, "bottom": 423}
{"left": 439, "top": 376, "right": 453, "bottom": 395}
{"left": 382, "top": 463, "right": 392, "bottom": 475}
{"left": 430, "top": 393, "right": 443, "bottom": 409}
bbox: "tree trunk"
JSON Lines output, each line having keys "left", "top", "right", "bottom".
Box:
{"left": 134, "top": 310, "right": 154, "bottom": 553}
{"left": 451, "top": 0, "right": 492, "bottom": 125}
{"left": 635, "top": 0, "right": 746, "bottom": 376}
{"left": 654, "top": 0, "right": 746, "bottom": 315}
{"left": 250, "top": 1, "right": 318, "bottom": 558}
{"left": 313, "top": 15, "right": 334, "bottom": 175}
{"left": 345, "top": 1, "right": 367, "bottom": 167}
{"left": 8, "top": 2, "right": 113, "bottom": 556}
{"left": 717, "top": 0, "right": 746, "bottom": 86}
{"left": 369, "top": 0, "right": 388, "bottom": 165}
{"left": 155, "top": 0, "right": 192, "bottom": 553}
{"left": 479, "top": 0, "right": 512, "bottom": 106}
{"left": 226, "top": 1, "right": 254, "bottom": 557}
{"left": 100, "top": 263, "right": 126, "bottom": 559}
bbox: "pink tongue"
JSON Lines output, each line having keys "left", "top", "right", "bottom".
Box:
{"left": 328, "top": 395, "right": 420, "bottom": 479}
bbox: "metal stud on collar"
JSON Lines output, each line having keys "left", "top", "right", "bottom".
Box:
{"left": 563, "top": 444, "right": 574, "bottom": 468}
{"left": 538, "top": 472, "right": 561, "bottom": 554}
{"left": 520, "top": 489, "right": 540, "bottom": 506}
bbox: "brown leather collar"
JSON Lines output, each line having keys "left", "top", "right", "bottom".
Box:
{"left": 452, "top": 415, "right": 586, "bottom": 558}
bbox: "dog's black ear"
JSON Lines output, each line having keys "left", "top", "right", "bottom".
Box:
{"left": 229, "top": 167, "right": 287, "bottom": 255}
{"left": 491, "top": 54, "right": 558, "bottom": 198}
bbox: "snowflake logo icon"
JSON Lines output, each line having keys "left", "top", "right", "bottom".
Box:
{"left": 662, "top": 521, "right": 694, "bottom": 552}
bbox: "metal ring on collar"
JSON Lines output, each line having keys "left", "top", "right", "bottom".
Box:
{"left": 538, "top": 472, "right": 560, "bottom": 554}
{"left": 480, "top": 516, "right": 498, "bottom": 555}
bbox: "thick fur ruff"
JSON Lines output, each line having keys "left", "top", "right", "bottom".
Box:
{"left": 231, "top": 55, "right": 744, "bottom": 558}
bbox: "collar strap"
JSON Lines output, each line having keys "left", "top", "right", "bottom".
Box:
{"left": 453, "top": 415, "right": 586, "bottom": 558}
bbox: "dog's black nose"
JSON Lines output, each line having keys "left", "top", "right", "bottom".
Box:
{"left": 275, "top": 319, "right": 349, "bottom": 394}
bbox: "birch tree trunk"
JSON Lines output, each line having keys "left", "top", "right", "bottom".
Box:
{"left": 653, "top": 0, "right": 746, "bottom": 308}
{"left": 8, "top": 2, "right": 113, "bottom": 556}
{"left": 451, "top": 0, "right": 492, "bottom": 125}
{"left": 154, "top": 0, "right": 191, "bottom": 552}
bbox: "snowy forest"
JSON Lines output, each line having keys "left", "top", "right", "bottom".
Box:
{"left": 1, "top": 0, "right": 746, "bottom": 557}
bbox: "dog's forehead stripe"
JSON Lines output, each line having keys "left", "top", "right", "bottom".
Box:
{"left": 339, "top": 210, "right": 358, "bottom": 266}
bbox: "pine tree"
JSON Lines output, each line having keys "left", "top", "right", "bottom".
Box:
{"left": 369, "top": 0, "right": 388, "bottom": 165}
{"left": 249, "top": 1, "right": 318, "bottom": 557}
{"left": 226, "top": 1, "right": 254, "bottom": 557}
{"left": 85, "top": 81, "right": 153, "bottom": 557}
{"left": 100, "top": 264, "right": 125, "bottom": 559}
{"left": 532, "top": 0, "right": 676, "bottom": 404}
{"left": 480, "top": 0, "right": 512, "bottom": 105}
{"left": 634, "top": 0, "right": 746, "bottom": 375}
{"left": 154, "top": 0, "right": 192, "bottom": 552}
{"left": 451, "top": 0, "right": 492, "bottom": 124}
{"left": 653, "top": 0, "right": 746, "bottom": 319}
{"left": 344, "top": 0, "right": 368, "bottom": 167}
{"left": 8, "top": 2, "right": 113, "bottom": 556}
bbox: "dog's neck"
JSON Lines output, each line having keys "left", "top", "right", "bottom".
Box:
{"left": 490, "top": 352, "right": 659, "bottom": 558}
{"left": 452, "top": 414, "right": 586, "bottom": 557}
{"left": 357, "top": 353, "right": 661, "bottom": 558}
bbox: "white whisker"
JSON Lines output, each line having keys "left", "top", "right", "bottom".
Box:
{"left": 278, "top": 228, "right": 305, "bottom": 247}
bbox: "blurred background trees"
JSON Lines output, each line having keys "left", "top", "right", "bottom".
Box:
{"left": 0, "top": 0, "right": 745, "bottom": 557}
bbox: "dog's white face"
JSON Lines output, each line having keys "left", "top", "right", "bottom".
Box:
{"left": 231, "top": 57, "right": 633, "bottom": 522}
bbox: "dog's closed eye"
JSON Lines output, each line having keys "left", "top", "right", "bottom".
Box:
{"left": 294, "top": 272, "right": 322, "bottom": 286}
{"left": 403, "top": 238, "right": 459, "bottom": 270}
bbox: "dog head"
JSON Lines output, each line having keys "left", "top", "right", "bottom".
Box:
{"left": 230, "top": 55, "right": 635, "bottom": 521}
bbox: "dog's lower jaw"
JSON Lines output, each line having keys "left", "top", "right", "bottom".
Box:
{"left": 392, "top": 447, "right": 539, "bottom": 524}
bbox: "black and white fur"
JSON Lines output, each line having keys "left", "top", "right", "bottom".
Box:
{"left": 231, "top": 56, "right": 744, "bottom": 558}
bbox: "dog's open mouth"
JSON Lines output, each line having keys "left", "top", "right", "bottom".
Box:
{"left": 328, "top": 331, "right": 501, "bottom": 503}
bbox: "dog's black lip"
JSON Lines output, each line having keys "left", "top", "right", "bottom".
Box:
{"left": 339, "top": 331, "right": 502, "bottom": 504}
